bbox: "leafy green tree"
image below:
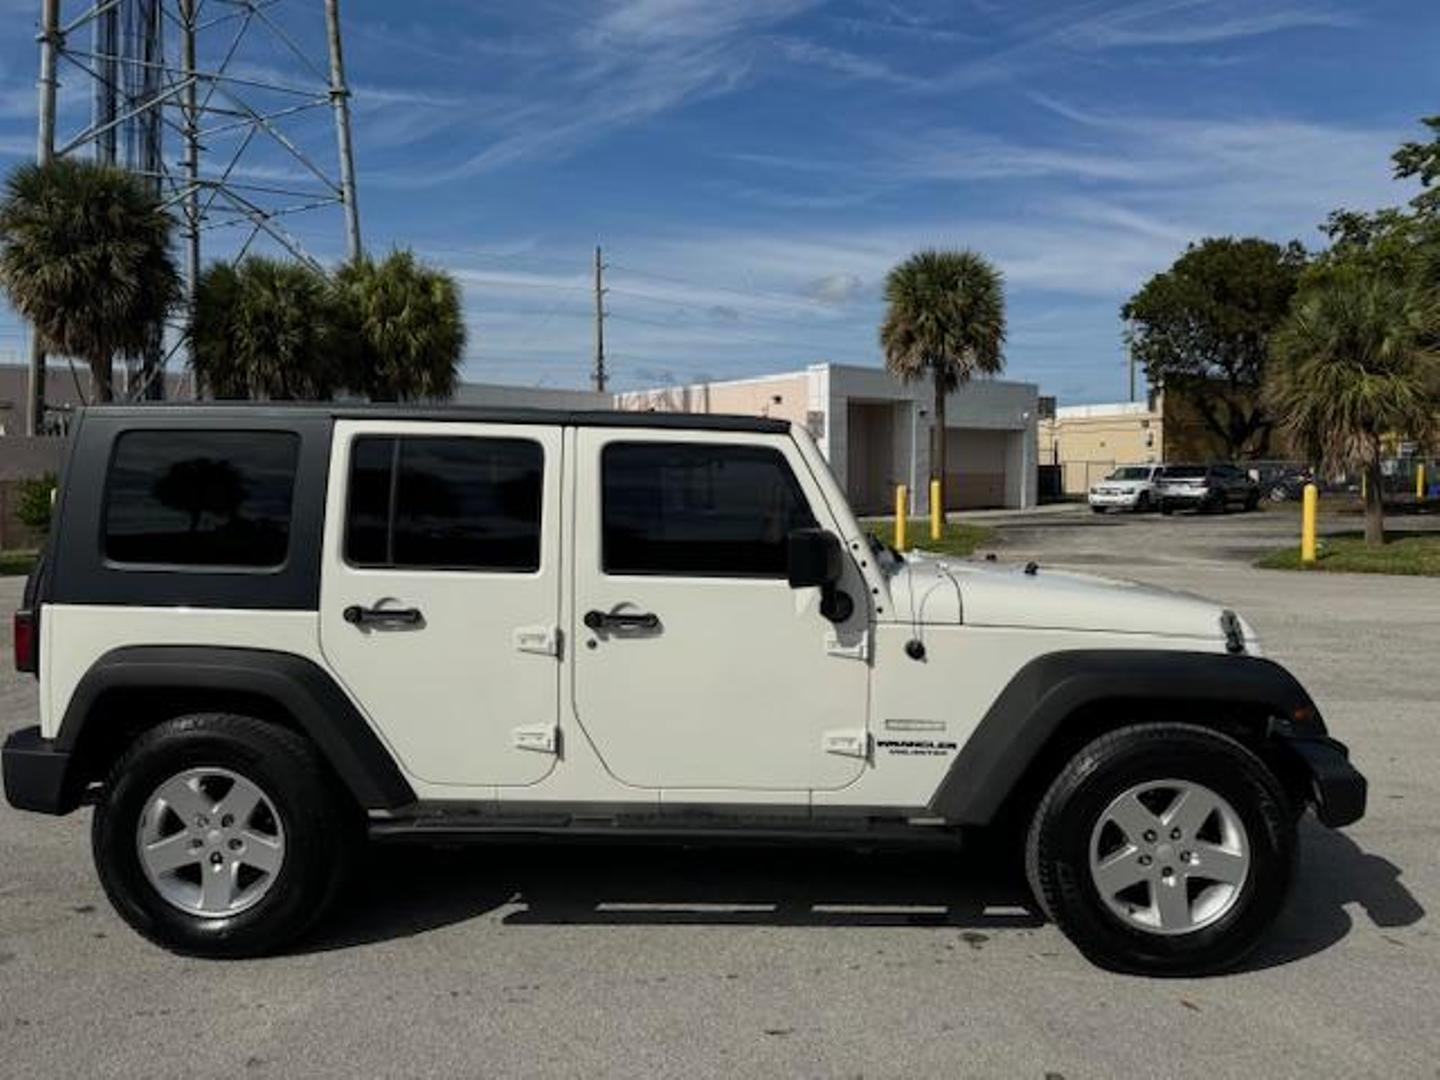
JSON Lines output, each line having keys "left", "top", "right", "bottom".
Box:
{"left": 0, "top": 159, "right": 179, "bottom": 402}
{"left": 16, "top": 473, "right": 57, "bottom": 533}
{"left": 880, "top": 249, "right": 1006, "bottom": 514}
{"left": 1267, "top": 273, "right": 1440, "bottom": 545}
{"left": 190, "top": 257, "right": 344, "bottom": 400}
{"left": 334, "top": 249, "right": 465, "bottom": 401}
{"left": 1392, "top": 115, "right": 1440, "bottom": 220}
{"left": 1122, "top": 237, "right": 1306, "bottom": 460}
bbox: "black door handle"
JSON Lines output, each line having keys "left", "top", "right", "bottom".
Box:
{"left": 583, "top": 609, "right": 660, "bottom": 631}
{"left": 343, "top": 604, "right": 424, "bottom": 628}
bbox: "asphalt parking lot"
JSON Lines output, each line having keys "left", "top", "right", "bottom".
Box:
{"left": 2, "top": 505, "right": 1437, "bottom": 1078}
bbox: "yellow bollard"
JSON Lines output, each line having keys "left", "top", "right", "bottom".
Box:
{"left": 1301, "top": 483, "right": 1318, "bottom": 565}
{"left": 930, "top": 479, "right": 942, "bottom": 540}
{"left": 895, "top": 484, "right": 908, "bottom": 551}
{"left": 1417, "top": 463, "right": 1426, "bottom": 502}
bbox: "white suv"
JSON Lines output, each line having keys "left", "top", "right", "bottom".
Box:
{"left": 3, "top": 405, "right": 1365, "bottom": 974}
{"left": 1088, "top": 464, "right": 1162, "bottom": 513}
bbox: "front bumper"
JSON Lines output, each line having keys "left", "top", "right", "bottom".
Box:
{"left": 2, "top": 726, "right": 79, "bottom": 815}
{"left": 1088, "top": 490, "right": 1144, "bottom": 507}
{"left": 1278, "top": 733, "right": 1367, "bottom": 827}
{"left": 1159, "top": 488, "right": 1212, "bottom": 506}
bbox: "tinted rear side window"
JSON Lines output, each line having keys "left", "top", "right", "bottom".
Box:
{"left": 344, "top": 436, "right": 543, "bottom": 571}
{"left": 104, "top": 431, "right": 299, "bottom": 567}
{"left": 602, "top": 442, "right": 816, "bottom": 577}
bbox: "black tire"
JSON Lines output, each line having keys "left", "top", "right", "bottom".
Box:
{"left": 1243, "top": 492, "right": 1260, "bottom": 512}
{"left": 1025, "top": 723, "right": 1295, "bottom": 976}
{"left": 1091, "top": 505, "right": 1106, "bottom": 514}
{"left": 92, "top": 713, "right": 357, "bottom": 958}
{"left": 1159, "top": 502, "right": 1174, "bottom": 516}
{"left": 1134, "top": 492, "right": 1151, "bottom": 513}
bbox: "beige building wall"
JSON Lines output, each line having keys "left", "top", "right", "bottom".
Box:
{"left": 615, "top": 373, "right": 810, "bottom": 426}
{"left": 1041, "top": 402, "right": 1162, "bottom": 495}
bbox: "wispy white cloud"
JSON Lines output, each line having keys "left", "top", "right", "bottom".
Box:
{"left": 1072, "top": 4, "right": 1356, "bottom": 48}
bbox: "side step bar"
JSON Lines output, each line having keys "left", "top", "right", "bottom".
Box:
{"left": 368, "top": 810, "right": 966, "bottom": 849}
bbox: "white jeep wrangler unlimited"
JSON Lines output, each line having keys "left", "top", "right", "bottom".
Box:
{"left": 4, "top": 405, "right": 1365, "bottom": 973}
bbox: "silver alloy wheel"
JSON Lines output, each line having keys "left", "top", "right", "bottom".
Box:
{"left": 1088, "top": 779, "right": 1250, "bottom": 936}
{"left": 136, "top": 767, "right": 285, "bottom": 917}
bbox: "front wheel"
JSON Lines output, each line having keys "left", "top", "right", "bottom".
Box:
{"left": 92, "top": 713, "right": 356, "bottom": 957}
{"left": 1025, "top": 723, "right": 1295, "bottom": 975}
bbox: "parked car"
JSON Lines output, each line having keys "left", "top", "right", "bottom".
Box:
{"left": 1248, "top": 462, "right": 1316, "bottom": 503}
{"left": 1158, "top": 464, "right": 1261, "bottom": 514}
{"left": 3, "top": 404, "right": 1365, "bottom": 974}
{"left": 1088, "top": 464, "right": 1163, "bottom": 513}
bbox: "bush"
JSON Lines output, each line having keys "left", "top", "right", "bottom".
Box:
{"left": 16, "top": 472, "right": 56, "bottom": 532}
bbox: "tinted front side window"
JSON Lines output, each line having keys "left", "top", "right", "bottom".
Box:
{"left": 344, "top": 436, "right": 543, "bottom": 571}
{"left": 602, "top": 442, "right": 816, "bottom": 577}
{"left": 104, "top": 431, "right": 299, "bottom": 567}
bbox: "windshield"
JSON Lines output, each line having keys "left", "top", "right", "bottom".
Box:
{"left": 1163, "top": 466, "right": 1206, "bottom": 479}
{"left": 1108, "top": 467, "right": 1151, "bottom": 480}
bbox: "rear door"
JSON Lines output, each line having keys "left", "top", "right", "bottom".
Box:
{"left": 569, "top": 428, "right": 870, "bottom": 793}
{"left": 319, "top": 420, "right": 563, "bottom": 789}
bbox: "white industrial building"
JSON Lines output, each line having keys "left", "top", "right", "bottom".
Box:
{"left": 614, "top": 363, "right": 1039, "bottom": 514}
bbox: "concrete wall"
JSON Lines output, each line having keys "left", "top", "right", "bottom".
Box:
{"left": 1040, "top": 401, "right": 1161, "bottom": 495}
{"left": 452, "top": 381, "right": 610, "bottom": 410}
{"left": 615, "top": 373, "right": 810, "bottom": 426}
{"left": 825, "top": 365, "right": 1039, "bottom": 514}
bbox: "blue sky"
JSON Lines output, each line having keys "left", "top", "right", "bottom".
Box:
{"left": 1, "top": 0, "right": 1437, "bottom": 402}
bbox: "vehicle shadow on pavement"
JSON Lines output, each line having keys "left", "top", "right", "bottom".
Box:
{"left": 1238, "top": 819, "right": 1426, "bottom": 973}
{"left": 304, "top": 843, "right": 1043, "bottom": 952}
{"left": 304, "top": 819, "right": 1422, "bottom": 967}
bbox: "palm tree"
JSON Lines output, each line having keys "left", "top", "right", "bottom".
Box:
{"left": 1267, "top": 272, "right": 1440, "bottom": 545}
{"left": 880, "top": 249, "right": 1006, "bottom": 516}
{"left": 334, "top": 249, "right": 465, "bottom": 401}
{"left": 190, "top": 257, "right": 344, "bottom": 400}
{"left": 0, "top": 159, "right": 179, "bottom": 402}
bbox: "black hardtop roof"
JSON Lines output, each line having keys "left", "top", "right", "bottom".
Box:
{"left": 78, "top": 401, "right": 792, "bottom": 434}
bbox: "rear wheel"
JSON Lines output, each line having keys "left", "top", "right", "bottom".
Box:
{"left": 1025, "top": 723, "right": 1295, "bottom": 975}
{"left": 1134, "top": 492, "right": 1151, "bottom": 513}
{"left": 1091, "top": 505, "right": 1106, "bottom": 514}
{"left": 92, "top": 713, "right": 356, "bottom": 957}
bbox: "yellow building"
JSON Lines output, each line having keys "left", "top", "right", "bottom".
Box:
{"left": 1040, "top": 401, "right": 1163, "bottom": 495}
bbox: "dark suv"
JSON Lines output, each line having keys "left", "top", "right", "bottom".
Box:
{"left": 1157, "top": 464, "right": 1261, "bottom": 515}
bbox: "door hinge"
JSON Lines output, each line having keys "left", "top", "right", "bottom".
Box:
{"left": 512, "top": 725, "right": 559, "bottom": 754}
{"left": 823, "top": 729, "right": 870, "bottom": 759}
{"left": 513, "top": 624, "right": 560, "bottom": 657}
{"left": 825, "top": 630, "right": 869, "bottom": 661}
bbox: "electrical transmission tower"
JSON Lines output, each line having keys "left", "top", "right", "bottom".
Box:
{"left": 24, "top": 0, "right": 361, "bottom": 433}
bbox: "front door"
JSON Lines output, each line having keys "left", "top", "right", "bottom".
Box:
{"left": 570, "top": 429, "right": 870, "bottom": 793}
{"left": 319, "top": 420, "right": 563, "bottom": 789}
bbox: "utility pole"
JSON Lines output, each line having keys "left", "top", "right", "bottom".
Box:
{"left": 26, "top": 0, "right": 60, "bottom": 435}
{"left": 325, "top": 0, "right": 362, "bottom": 262}
{"left": 180, "top": 0, "right": 200, "bottom": 375}
{"left": 593, "top": 245, "right": 607, "bottom": 394}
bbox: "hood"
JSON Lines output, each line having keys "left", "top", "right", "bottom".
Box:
{"left": 889, "top": 553, "right": 1246, "bottom": 645}
{"left": 1092, "top": 478, "right": 1150, "bottom": 491}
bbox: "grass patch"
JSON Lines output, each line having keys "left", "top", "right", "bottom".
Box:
{"left": 1256, "top": 533, "right": 1440, "bottom": 576}
{"left": 865, "top": 519, "right": 994, "bottom": 558}
{"left": 0, "top": 549, "right": 38, "bottom": 577}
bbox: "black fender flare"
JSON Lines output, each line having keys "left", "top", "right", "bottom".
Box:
{"left": 928, "top": 650, "right": 1324, "bottom": 825}
{"left": 57, "top": 645, "right": 416, "bottom": 811}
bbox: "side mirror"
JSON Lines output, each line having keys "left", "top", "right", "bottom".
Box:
{"left": 787, "top": 528, "right": 842, "bottom": 588}
{"left": 787, "top": 528, "right": 854, "bottom": 623}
